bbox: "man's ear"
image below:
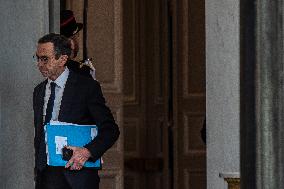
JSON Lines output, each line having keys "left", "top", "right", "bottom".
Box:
{"left": 59, "top": 55, "right": 68, "bottom": 66}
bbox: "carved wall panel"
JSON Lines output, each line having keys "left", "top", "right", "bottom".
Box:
{"left": 99, "top": 170, "right": 123, "bottom": 189}
{"left": 183, "top": 113, "right": 205, "bottom": 154}
{"left": 124, "top": 118, "right": 140, "bottom": 156}
{"left": 179, "top": 0, "right": 205, "bottom": 98}
{"left": 184, "top": 169, "right": 206, "bottom": 189}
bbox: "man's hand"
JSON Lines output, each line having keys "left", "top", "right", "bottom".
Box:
{"left": 65, "top": 146, "right": 91, "bottom": 171}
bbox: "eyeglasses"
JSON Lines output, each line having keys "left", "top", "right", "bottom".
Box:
{"left": 33, "top": 55, "right": 54, "bottom": 64}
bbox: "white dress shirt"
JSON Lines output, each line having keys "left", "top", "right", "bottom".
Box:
{"left": 43, "top": 68, "right": 70, "bottom": 122}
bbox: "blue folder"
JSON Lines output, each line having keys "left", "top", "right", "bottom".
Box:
{"left": 45, "top": 121, "right": 101, "bottom": 168}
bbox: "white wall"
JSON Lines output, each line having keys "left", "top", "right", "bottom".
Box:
{"left": 206, "top": 0, "right": 240, "bottom": 188}
{"left": 0, "top": 1, "right": 49, "bottom": 188}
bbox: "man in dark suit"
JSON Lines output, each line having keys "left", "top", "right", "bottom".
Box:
{"left": 33, "top": 33, "right": 119, "bottom": 189}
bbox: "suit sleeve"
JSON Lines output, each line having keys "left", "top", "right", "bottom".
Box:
{"left": 84, "top": 80, "right": 120, "bottom": 160}
{"left": 33, "top": 88, "right": 36, "bottom": 147}
{"left": 33, "top": 86, "right": 39, "bottom": 148}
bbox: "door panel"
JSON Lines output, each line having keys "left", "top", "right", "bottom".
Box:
{"left": 172, "top": 0, "right": 206, "bottom": 188}
{"left": 123, "top": 0, "right": 170, "bottom": 189}
{"left": 123, "top": 0, "right": 147, "bottom": 188}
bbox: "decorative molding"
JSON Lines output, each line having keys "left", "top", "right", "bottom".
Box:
{"left": 124, "top": 172, "right": 139, "bottom": 189}
{"left": 124, "top": 118, "right": 140, "bottom": 156}
{"left": 224, "top": 178, "right": 240, "bottom": 189}
{"left": 66, "top": 0, "right": 123, "bottom": 94}
{"left": 99, "top": 170, "right": 123, "bottom": 189}
{"left": 123, "top": 93, "right": 139, "bottom": 105}
{"left": 183, "top": 112, "right": 205, "bottom": 154}
{"left": 180, "top": 0, "right": 205, "bottom": 98}
{"left": 153, "top": 172, "right": 163, "bottom": 189}
{"left": 219, "top": 172, "right": 240, "bottom": 189}
{"left": 99, "top": 0, "right": 123, "bottom": 94}
{"left": 123, "top": 0, "right": 139, "bottom": 105}
{"left": 184, "top": 169, "right": 205, "bottom": 189}
{"left": 153, "top": 1, "right": 164, "bottom": 105}
{"left": 157, "top": 118, "right": 164, "bottom": 156}
{"left": 219, "top": 172, "right": 240, "bottom": 178}
{"left": 81, "top": 0, "right": 122, "bottom": 94}
{"left": 108, "top": 106, "right": 123, "bottom": 152}
{"left": 181, "top": 0, "right": 190, "bottom": 98}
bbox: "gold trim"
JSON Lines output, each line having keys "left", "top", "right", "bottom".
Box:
{"left": 224, "top": 178, "right": 240, "bottom": 189}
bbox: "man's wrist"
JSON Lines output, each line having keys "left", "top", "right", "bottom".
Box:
{"left": 82, "top": 147, "right": 91, "bottom": 159}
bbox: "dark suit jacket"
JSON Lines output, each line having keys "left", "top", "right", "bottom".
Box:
{"left": 33, "top": 70, "right": 119, "bottom": 184}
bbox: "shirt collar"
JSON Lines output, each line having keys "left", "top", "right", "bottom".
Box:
{"left": 47, "top": 67, "right": 70, "bottom": 88}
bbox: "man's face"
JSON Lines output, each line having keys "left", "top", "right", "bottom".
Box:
{"left": 35, "top": 42, "right": 65, "bottom": 81}
{"left": 70, "top": 33, "right": 79, "bottom": 59}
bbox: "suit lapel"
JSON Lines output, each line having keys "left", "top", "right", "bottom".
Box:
{"left": 58, "top": 70, "right": 78, "bottom": 121}
{"left": 37, "top": 80, "right": 47, "bottom": 127}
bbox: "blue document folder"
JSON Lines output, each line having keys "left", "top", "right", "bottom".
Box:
{"left": 45, "top": 121, "right": 101, "bottom": 168}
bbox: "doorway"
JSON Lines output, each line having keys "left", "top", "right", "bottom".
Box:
{"left": 61, "top": 0, "right": 206, "bottom": 188}
{"left": 123, "top": 0, "right": 206, "bottom": 189}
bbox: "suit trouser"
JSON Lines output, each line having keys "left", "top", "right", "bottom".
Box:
{"left": 36, "top": 166, "right": 100, "bottom": 189}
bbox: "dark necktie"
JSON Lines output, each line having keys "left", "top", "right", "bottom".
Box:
{"left": 38, "top": 82, "right": 56, "bottom": 170}
{"left": 44, "top": 82, "right": 56, "bottom": 125}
